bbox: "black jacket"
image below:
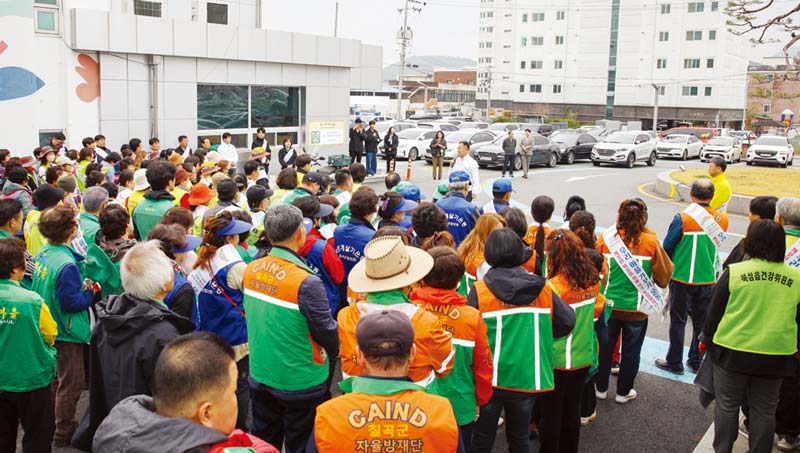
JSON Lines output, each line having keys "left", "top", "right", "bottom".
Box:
{"left": 349, "top": 127, "right": 365, "bottom": 153}
{"left": 429, "top": 138, "right": 447, "bottom": 157}
{"left": 468, "top": 266, "right": 575, "bottom": 339}
{"left": 364, "top": 128, "right": 381, "bottom": 153}
{"left": 384, "top": 134, "right": 399, "bottom": 155}
{"left": 278, "top": 147, "right": 296, "bottom": 169}
{"left": 71, "top": 293, "right": 194, "bottom": 451}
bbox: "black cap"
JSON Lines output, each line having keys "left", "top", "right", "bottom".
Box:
{"left": 356, "top": 310, "right": 415, "bottom": 357}
{"left": 33, "top": 184, "right": 66, "bottom": 210}
{"left": 302, "top": 171, "right": 325, "bottom": 186}
{"left": 246, "top": 185, "right": 273, "bottom": 205}
{"left": 216, "top": 179, "right": 238, "bottom": 201}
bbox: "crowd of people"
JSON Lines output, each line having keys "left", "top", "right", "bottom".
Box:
{"left": 0, "top": 131, "right": 798, "bottom": 453}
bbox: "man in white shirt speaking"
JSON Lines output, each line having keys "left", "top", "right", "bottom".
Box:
{"left": 217, "top": 132, "right": 239, "bottom": 172}
{"left": 449, "top": 140, "right": 482, "bottom": 200}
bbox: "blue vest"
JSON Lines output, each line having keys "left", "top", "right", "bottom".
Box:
{"left": 436, "top": 193, "right": 477, "bottom": 246}
{"left": 302, "top": 239, "right": 340, "bottom": 313}
{"left": 190, "top": 248, "right": 247, "bottom": 347}
{"left": 334, "top": 219, "right": 375, "bottom": 282}
{"left": 164, "top": 268, "right": 189, "bottom": 308}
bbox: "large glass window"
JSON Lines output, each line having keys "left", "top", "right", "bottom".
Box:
{"left": 251, "top": 87, "right": 300, "bottom": 128}
{"left": 197, "top": 85, "right": 249, "bottom": 130}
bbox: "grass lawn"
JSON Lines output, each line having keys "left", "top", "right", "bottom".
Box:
{"left": 670, "top": 168, "right": 800, "bottom": 198}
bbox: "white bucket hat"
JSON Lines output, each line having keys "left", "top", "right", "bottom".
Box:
{"left": 348, "top": 235, "right": 434, "bottom": 293}
{"left": 133, "top": 168, "right": 150, "bottom": 191}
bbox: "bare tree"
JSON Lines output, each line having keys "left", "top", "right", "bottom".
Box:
{"left": 726, "top": 0, "right": 800, "bottom": 74}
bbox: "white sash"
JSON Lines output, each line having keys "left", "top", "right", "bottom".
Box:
{"left": 683, "top": 203, "right": 727, "bottom": 248}
{"left": 482, "top": 201, "right": 496, "bottom": 214}
{"left": 602, "top": 227, "right": 665, "bottom": 315}
{"left": 786, "top": 236, "right": 800, "bottom": 268}
{"left": 187, "top": 244, "right": 243, "bottom": 294}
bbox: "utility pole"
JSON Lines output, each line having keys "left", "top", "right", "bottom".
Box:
{"left": 652, "top": 83, "right": 660, "bottom": 135}
{"left": 396, "top": 0, "right": 424, "bottom": 120}
{"left": 334, "top": 1, "right": 339, "bottom": 37}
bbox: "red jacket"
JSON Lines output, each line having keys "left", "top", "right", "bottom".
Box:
{"left": 298, "top": 233, "right": 344, "bottom": 286}
{"left": 206, "top": 429, "right": 279, "bottom": 453}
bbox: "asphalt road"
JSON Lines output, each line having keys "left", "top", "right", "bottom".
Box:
{"left": 27, "top": 155, "right": 787, "bottom": 453}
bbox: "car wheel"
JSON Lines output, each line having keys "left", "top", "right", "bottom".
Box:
{"left": 647, "top": 152, "right": 657, "bottom": 167}
{"left": 681, "top": 149, "right": 688, "bottom": 161}
{"left": 564, "top": 150, "right": 575, "bottom": 165}
{"left": 478, "top": 164, "right": 487, "bottom": 169}
{"left": 514, "top": 154, "right": 523, "bottom": 171}
{"left": 592, "top": 160, "right": 601, "bottom": 167}
{"left": 788, "top": 155, "right": 794, "bottom": 166}
{"left": 407, "top": 148, "right": 418, "bottom": 162}
{"left": 547, "top": 152, "right": 557, "bottom": 168}
{"left": 626, "top": 153, "right": 635, "bottom": 168}
{"left": 746, "top": 161, "right": 753, "bottom": 166}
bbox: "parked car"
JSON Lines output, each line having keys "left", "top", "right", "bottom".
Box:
{"left": 487, "top": 122, "right": 523, "bottom": 132}
{"left": 424, "top": 129, "right": 497, "bottom": 164}
{"left": 656, "top": 134, "right": 704, "bottom": 160}
{"left": 746, "top": 135, "right": 795, "bottom": 167}
{"left": 701, "top": 136, "right": 742, "bottom": 163}
{"left": 661, "top": 127, "right": 716, "bottom": 143}
{"left": 408, "top": 113, "right": 442, "bottom": 121}
{"left": 550, "top": 132, "right": 597, "bottom": 164}
{"left": 378, "top": 128, "right": 438, "bottom": 161}
{"left": 416, "top": 121, "right": 461, "bottom": 132}
{"left": 591, "top": 131, "right": 657, "bottom": 168}
{"left": 375, "top": 121, "right": 416, "bottom": 135}
{"left": 460, "top": 121, "right": 490, "bottom": 130}
{"left": 473, "top": 132, "right": 560, "bottom": 170}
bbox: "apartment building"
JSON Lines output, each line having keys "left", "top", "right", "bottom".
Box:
{"left": 0, "top": 0, "right": 382, "bottom": 155}
{"left": 476, "top": 0, "right": 749, "bottom": 127}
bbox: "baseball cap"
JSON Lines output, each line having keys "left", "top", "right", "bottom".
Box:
{"left": 387, "top": 199, "right": 417, "bottom": 215}
{"left": 211, "top": 171, "right": 230, "bottom": 188}
{"left": 492, "top": 178, "right": 515, "bottom": 194}
{"left": 56, "top": 176, "right": 77, "bottom": 194}
{"left": 291, "top": 195, "right": 334, "bottom": 218}
{"left": 216, "top": 218, "right": 253, "bottom": 236}
{"left": 356, "top": 310, "right": 415, "bottom": 357}
{"left": 302, "top": 217, "right": 314, "bottom": 234}
{"left": 302, "top": 171, "right": 325, "bottom": 186}
{"left": 174, "top": 235, "right": 202, "bottom": 254}
{"left": 432, "top": 182, "right": 449, "bottom": 201}
{"left": 246, "top": 185, "right": 273, "bottom": 206}
{"left": 449, "top": 170, "right": 471, "bottom": 184}
{"left": 55, "top": 155, "right": 75, "bottom": 166}
{"left": 399, "top": 184, "right": 425, "bottom": 201}
{"left": 216, "top": 179, "right": 238, "bottom": 200}
{"left": 33, "top": 184, "right": 66, "bottom": 210}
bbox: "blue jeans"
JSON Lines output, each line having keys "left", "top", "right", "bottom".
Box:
{"left": 471, "top": 391, "right": 537, "bottom": 453}
{"left": 366, "top": 152, "right": 377, "bottom": 175}
{"left": 597, "top": 317, "right": 648, "bottom": 396}
{"left": 666, "top": 281, "right": 712, "bottom": 370}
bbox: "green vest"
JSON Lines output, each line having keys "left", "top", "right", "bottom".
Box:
{"left": 672, "top": 232, "right": 718, "bottom": 284}
{"left": 553, "top": 299, "right": 596, "bottom": 370}
{"left": 79, "top": 212, "right": 100, "bottom": 246}
{"left": 436, "top": 338, "right": 476, "bottom": 425}
{"left": 714, "top": 259, "right": 800, "bottom": 355}
{"left": 603, "top": 254, "right": 653, "bottom": 312}
{"left": 282, "top": 188, "right": 312, "bottom": 207}
{"left": 76, "top": 160, "right": 90, "bottom": 191}
{"left": 244, "top": 247, "right": 329, "bottom": 391}
{"left": 32, "top": 243, "right": 91, "bottom": 343}
{"left": 133, "top": 197, "right": 175, "bottom": 239}
{"left": 337, "top": 202, "right": 351, "bottom": 225}
{"left": 0, "top": 280, "right": 57, "bottom": 391}
{"left": 482, "top": 306, "right": 555, "bottom": 392}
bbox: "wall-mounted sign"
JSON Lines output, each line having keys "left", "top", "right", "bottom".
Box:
{"left": 309, "top": 121, "right": 345, "bottom": 146}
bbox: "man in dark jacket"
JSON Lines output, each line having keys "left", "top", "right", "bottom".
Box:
{"left": 348, "top": 119, "right": 365, "bottom": 164}
{"left": 92, "top": 332, "right": 279, "bottom": 453}
{"left": 72, "top": 241, "right": 194, "bottom": 451}
{"left": 501, "top": 131, "right": 517, "bottom": 178}
{"left": 363, "top": 120, "right": 381, "bottom": 176}
{"left": 436, "top": 170, "right": 481, "bottom": 246}
{"left": 202, "top": 179, "right": 242, "bottom": 227}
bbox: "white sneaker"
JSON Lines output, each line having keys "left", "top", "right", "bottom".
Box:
{"left": 595, "top": 387, "right": 607, "bottom": 400}
{"left": 777, "top": 434, "right": 800, "bottom": 452}
{"left": 580, "top": 411, "right": 597, "bottom": 426}
{"left": 615, "top": 389, "right": 637, "bottom": 404}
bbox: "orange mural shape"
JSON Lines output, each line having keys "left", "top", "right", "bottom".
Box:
{"left": 75, "top": 53, "right": 99, "bottom": 103}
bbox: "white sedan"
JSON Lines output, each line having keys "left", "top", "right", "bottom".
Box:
{"left": 656, "top": 134, "right": 704, "bottom": 160}
{"left": 701, "top": 136, "right": 742, "bottom": 163}
{"left": 378, "top": 128, "right": 439, "bottom": 161}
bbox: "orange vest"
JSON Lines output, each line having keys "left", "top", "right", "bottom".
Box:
{"left": 338, "top": 302, "right": 454, "bottom": 387}
{"left": 548, "top": 274, "right": 605, "bottom": 319}
{"left": 521, "top": 248, "right": 538, "bottom": 274}
{"left": 523, "top": 225, "right": 551, "bottom": 247}
{"left": 314, "top": 379, "right": 459, "bottom": 453}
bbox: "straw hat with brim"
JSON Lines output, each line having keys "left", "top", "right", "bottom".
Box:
{"left": 348, "top": 235, "right": 434, "bottom": 293}
{"left": 133, "top": 169, "right": 150, "bottom": 191}
{"left": 206, "top": 151, "right": 221, "bottom": 163}
{"left": 201, "top": 162, "right": 219, "bottom": 175}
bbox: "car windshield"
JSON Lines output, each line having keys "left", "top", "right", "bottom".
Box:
{"left": 663, "top": 135, "right": 688, "bottom": 143}
{"left": 489, "top": 123, "right": 509, "bottom": 130}
{"left": 398, "top": 129, "right": 424, "bottom": 139}
{"left": 375, "top": 123, "right": 392, "bottom": 133}
{"left": 552, "top": 134, "right": 579, "bottom": 145}
{"left": 605, "top": 132, "right": 637, "bottom": 144}
{"left": 445, "top": 132, "right": 474, "bottom": 142}
{"left": 754, "top": 136, "right": 788, "bottom": 146}
{"left": 708, "top": 137, "right": 735, "bottom": 146}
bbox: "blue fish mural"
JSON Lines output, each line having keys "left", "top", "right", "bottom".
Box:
{"left": 0, "top": 66, "right": 45, "bottom": 101}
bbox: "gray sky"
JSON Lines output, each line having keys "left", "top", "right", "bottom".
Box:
{"left": 264, "top": 0, "right": 791, "bottom": 66}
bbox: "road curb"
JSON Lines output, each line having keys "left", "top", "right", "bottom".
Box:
{"left": 654, "top": 171, "right": 752, "bottom": 216}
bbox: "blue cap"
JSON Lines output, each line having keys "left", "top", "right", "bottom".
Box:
{"left": 302, "top": 217, "right": 314, "bottom": 234}
{"left": 216, "top": 219, "right": 253, "bottom": 236}
{"left": 388, "top": 199, "right": 418, "bottom": 215}
{"left": 174, "top": 234, "right": 202, "bottom": 254}
{"left": 399, "top": 184, "right": 425, "bottom": 201}
{"left": 313, "top": 202, "right": 334, "bottom": 218}
{"left": 449, "top": 170, "right": 471, "bottom": 184}
{"left": 492, "top": 178, "right": 515, "bottom": 193}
